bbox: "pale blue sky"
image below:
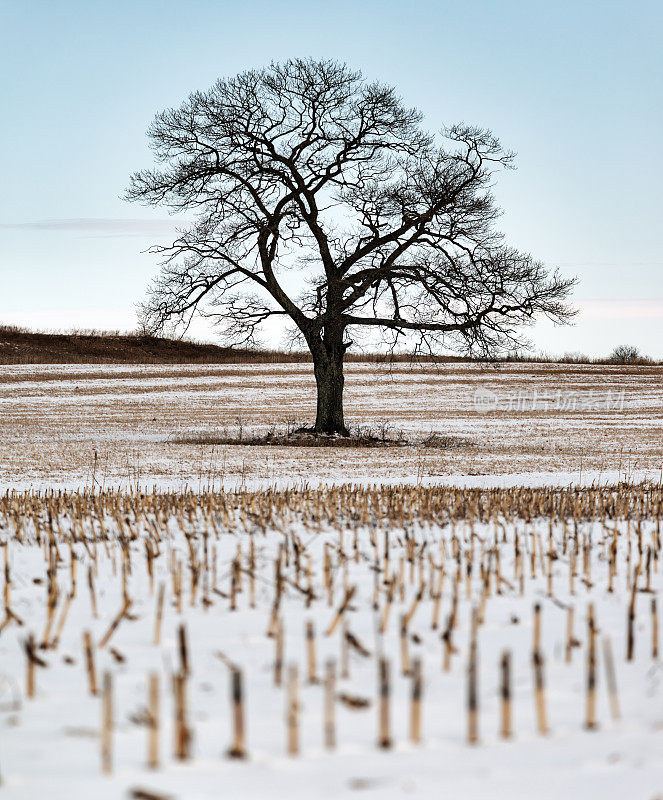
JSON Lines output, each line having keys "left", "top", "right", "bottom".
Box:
{"left": 1, "top": 0, "right": 661, "bottom": 355}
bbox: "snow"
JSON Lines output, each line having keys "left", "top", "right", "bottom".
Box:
{"left": 0, "top": 361, "right": 662, "bottom": 798}
{"left": 0, "top": 468, "right": 661, "bottom": 496}
{"left": 1, "top": 500, "right": 662, "bottom": 799}
{"left": 1, "top": 360, "right": 662, "bottom": 492}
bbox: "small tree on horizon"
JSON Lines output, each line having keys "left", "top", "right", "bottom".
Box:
{"left": 609, "top": 344, "right": 643, "bottom": 364}
{"left": 127, "top": 58, "right": 576, "bottom": 435}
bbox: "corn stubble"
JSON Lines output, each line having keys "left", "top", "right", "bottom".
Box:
{"left": 0, "top": 482, "right": 660, "bottom": 778}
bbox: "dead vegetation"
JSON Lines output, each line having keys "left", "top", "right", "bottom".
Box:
{"left": 170, "top": 423, "right": 474, "bottom": 450}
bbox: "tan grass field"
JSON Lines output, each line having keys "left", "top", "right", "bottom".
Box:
{"left": 0, "top": 362, "right": 661, "bottom": 489}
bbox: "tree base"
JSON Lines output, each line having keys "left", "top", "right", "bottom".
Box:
{"left": 309, "top": 425, "right": 350, "bottom": 438}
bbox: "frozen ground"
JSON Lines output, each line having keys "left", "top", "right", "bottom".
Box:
{"left": 0, "top": 361, "right": 661, "bottom": 490}
{"left": 0, "top": 361, "right": 662, "bottom": 798}
{"left": 1, "top": 486, "right": 663, "bottom": 799}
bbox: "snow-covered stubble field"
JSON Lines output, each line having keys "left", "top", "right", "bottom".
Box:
{"left": 1, "top": 484, "right": 663, "bottom": 800}
{"left": 0, "top": 362, "right": 661, "bottom": 490}
{"left": 1, "top": 362, "right": 663, "bottom": 798}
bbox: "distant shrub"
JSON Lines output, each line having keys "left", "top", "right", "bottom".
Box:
{"left": 558, "top": 352, "right": 592, "bottom": 364}
{"left": 608, "top": 345, "right": 648, "bottom": 364}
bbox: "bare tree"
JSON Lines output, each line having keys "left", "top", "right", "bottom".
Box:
{"left": 126, "top": 58, "right": 575, "bottom": 435}
{"left": 609, "top": 345, "right": 643, "bottom": 364}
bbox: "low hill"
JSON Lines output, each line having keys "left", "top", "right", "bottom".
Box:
{"left": 0, "top": 326, "right": 307, "bottom": 365}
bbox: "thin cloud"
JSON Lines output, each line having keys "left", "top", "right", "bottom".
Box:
{"left": 0, "top": 218, "right": 186, "bottom": 238}
{"left": 557, "top": 261, "right": 663, "bottom": 267}
{"left": 575, "top": 299, "right": 663, "bottom": 319}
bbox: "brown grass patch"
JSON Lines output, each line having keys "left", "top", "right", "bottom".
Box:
{"left": 169, "top": 427, "right": 475, "bottom": 450}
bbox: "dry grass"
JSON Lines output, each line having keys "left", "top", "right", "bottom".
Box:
{"left": 170, "top": 422, "right": 474, "bottom": 449}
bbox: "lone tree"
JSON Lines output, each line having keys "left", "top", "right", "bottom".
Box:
{"left": 127, "top": 58, "right": 575, "bottom": 435}
{"left": 609, "top": 345, "right": 643, "bottom": 364}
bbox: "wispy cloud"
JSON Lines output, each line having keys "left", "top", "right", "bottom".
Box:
{"left": 575, "top": 299, "right": 663, "bottom": 319}
{"left": 0, "top": 218, "right": 185, "bottom": 238}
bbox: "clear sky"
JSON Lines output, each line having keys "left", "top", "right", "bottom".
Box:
{"left": 1, "top": 0, "right": 661, "bottom": 356}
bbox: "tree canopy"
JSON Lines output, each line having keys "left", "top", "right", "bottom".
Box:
{"left": 127, "top": 58, "right": 575, "bottom": 433}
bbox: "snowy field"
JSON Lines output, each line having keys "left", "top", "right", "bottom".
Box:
{"left": 1, "top": 484, "right": 663, "bottom": 799}
{"left": 0, "top": 362, "right": 661, "bottom": 491}
{"left": 1, "top": 363, "right": 662, "bottom": 798}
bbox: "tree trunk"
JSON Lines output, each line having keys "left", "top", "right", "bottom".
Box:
{"left": 312, "top": 349, "right": 348, "bottom": 435}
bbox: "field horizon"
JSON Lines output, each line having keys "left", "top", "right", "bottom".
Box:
{"left": 1, "top": 324, "right": 659, "bottom": 367}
